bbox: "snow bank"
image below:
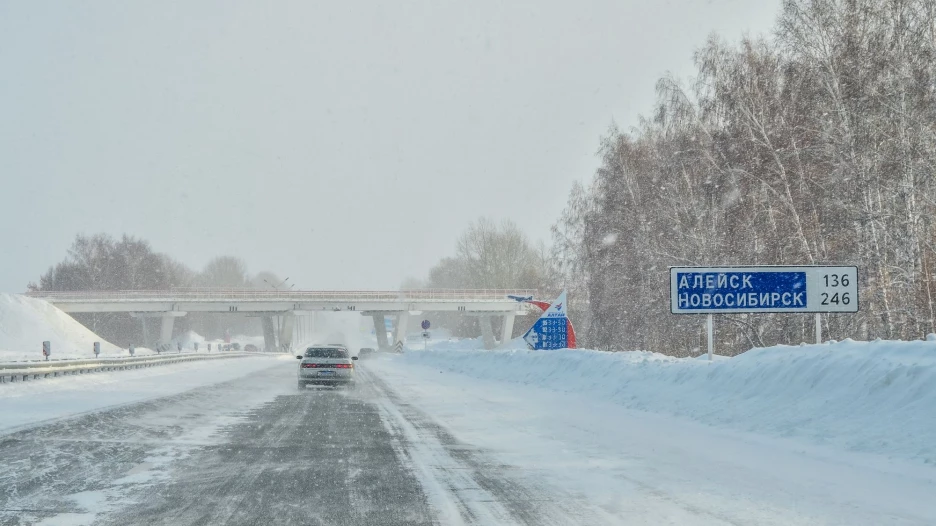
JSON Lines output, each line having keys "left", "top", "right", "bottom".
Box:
{"left": 395, "top": 338, "right": 936, "bottom": 463}
{"left": 174, "top": 330, "right": 206, "bottom": 347}
{"left": 0, "top": 293, "right": 130, "bottom": 360}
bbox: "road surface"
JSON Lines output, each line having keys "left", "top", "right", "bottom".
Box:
{"left": 1, "top": 356, "right": 934, "bottom": 525}
{"left": 0, "top": 360, "right": 594, "bottom": 526}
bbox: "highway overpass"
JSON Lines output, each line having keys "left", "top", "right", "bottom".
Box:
{"left": 26, "top": 289, "right": 537, "bottom": 351}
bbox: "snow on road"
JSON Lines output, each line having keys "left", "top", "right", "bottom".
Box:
{"left": 0, "top": 358, "right": 299, "bottom": 526}
{"left": 364, "top": 340, "right": 936, "bottom": 525}
{"left": 3, "top": 322, "right": 935, "bottom": 525}
{"left": 0, "top": 354, "right": 290, "bottom": 434}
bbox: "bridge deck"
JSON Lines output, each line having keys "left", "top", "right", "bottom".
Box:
{"left": 25, "top": 289, "right": 537, "bottom": 314}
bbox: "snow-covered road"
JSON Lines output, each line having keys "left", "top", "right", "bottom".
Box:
{"left": 2, "top": 347, "right": 935, "bottom": 525}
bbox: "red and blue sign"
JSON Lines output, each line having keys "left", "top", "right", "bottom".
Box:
{"left": 521, "top": 291, "right": 576, "bottom": 350}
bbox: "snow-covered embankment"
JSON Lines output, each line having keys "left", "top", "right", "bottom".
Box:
{"left": 395, "top": 337, "right": 936, "bottom": 463}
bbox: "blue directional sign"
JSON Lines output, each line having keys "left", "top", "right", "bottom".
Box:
{"left": 523, "top": 291, "right": 569, "bottom": 350}
{"left": 670, "top": 266, "right": 859, "bottom": 314}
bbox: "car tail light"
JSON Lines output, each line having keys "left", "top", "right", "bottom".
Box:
{"left": 334, "top": 363, "right": 352, "bottom": 369}
{"left": 301, "top": 363, "right": 316, "bottom": 368}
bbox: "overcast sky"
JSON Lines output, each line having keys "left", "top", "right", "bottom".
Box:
{"left": 0, "top": 0, "right": 780, "bottom": 293}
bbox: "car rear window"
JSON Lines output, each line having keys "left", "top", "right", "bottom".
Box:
{"left": 304, "top": 348, "right": 349, "bottom": 358}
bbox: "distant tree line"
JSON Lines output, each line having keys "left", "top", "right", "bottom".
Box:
{"left": 29, "top": 233, "right": 284, "bottom": 347}
{"left": 551, "top": 0, "right": 936, "bottom": 354}
{"left": 408, "top": 218, "right": 561, "bottom": 339}
{"left": 422, "top": 0, "right": 936, "bottom": 355}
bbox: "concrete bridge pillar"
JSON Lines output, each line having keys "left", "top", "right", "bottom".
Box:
{"left": 499, "top": 313, "right": 516, "bottom": 347}
{"left": 159, "top": 315, "right": 175, "bottom": 344}
{"left": 392, "top": 312, "right": 410, "bottom": 352}
{"left": 372, "top": 314, "right": 389, "bottom": 349}
{"left": 279, "top": 313, "right": 296, "bottom": 352}
{"left": 131, "top": 312, "right": 186, "bottom": 351}
{"left": 261, "top": 316, "right": 277, "bottom": 352}
{"left": 479, "top": 315, "right": 496, "bottom": 350}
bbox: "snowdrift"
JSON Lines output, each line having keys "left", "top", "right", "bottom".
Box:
{"left": 396, "top": 337, "right": 936, "bottom": 463}
{"left": 0, "top": 293, "right": 127, "bottom": 361}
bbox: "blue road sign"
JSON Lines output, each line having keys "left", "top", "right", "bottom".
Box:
{"left": 524, "top": 316, "right": 568, "bottom": 350}
{"left": 523, "top": 291, "right": 569, "bottom": 350}
{"left": 670, "top": 266, "right": 859, "bottom": 314}
{"left": 421, "top": 319, "right": 431, "bottom": 330}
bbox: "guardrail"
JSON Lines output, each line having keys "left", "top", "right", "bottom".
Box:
{"left": 0, "top": 352, "right": 267, "bottom": 384}
{"left": 25, "top": 288, "right": 538, "bottom": 303}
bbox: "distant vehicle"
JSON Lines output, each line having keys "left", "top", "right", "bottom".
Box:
{"left": 231, "top": 342, "right": 241, "bottom": 351}
{"left": 297, "top": 345, "right": 357, "bottom": 389}
{"left": 358, "top": 347, "right": 376, "bottom": 359}
{"left": 244, "top": 344, "right": 258, "bottom": 353}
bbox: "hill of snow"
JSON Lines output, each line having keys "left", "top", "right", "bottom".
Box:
{"left": 0, "top": 293, "right": 131, "bottom": 361}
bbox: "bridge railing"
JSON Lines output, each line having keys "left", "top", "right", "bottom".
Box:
{"left": 25, "top": 288, "right": 539, "bottom": 303}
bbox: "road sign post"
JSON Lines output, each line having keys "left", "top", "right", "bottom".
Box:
{"left": 815, "top": 312, "right": 822, "bottom": 344}
{"left": 706, "top": 314, "right": 714, "bottom": 361}
{"left": 93, "top": 342, "right": 100, "bottom": 357}
{"left": 670, "top": 266, "right": 859, "bottom": 360}
{"left": 42, "top": 341, "right": 50, "bottom": 361}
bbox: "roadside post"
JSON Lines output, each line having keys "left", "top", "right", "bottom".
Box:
{"left": 42, "top": 341, "right": 50, "bottom": 361}
{"left": 194, "top": 342, "right": 199, "bottom": 352}
{"left": 129, "top": 345, "right": 135, "bottom": 357}
{"left": 93, "top": 342, "right": 100, "bottom": 357}
{"left": 208, "top": 342, "right": 212, "bottom": 352}
{"left": 670, "top": 266, "right": 859, "bottom": 361}
{"left": 706, "top": 314, "right": 714, "bottom": 361}
{"left": 421, "top": 320, "right": 430, "bottom": 350}
{"left": 815, "top": 312, "right": 822, "bottom": 345}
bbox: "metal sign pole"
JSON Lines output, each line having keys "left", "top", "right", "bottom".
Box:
{"left": 815, "top": 312, "right": 822, "bottom": 344}
{"left": 707, "top": 314, "right": 713, "bottom": 361}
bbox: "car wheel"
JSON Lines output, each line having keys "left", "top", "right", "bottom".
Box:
{"left": 297, "top": 381, "right": 306, "bottom": 389}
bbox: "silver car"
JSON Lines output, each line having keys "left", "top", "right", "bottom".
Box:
{"left": 296, "top": 345, "right": 358, "bottom": 388}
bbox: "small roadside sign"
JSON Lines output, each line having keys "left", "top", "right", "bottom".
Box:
{"left": 421, "top": 320, "right": 431, "bottom": 330}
